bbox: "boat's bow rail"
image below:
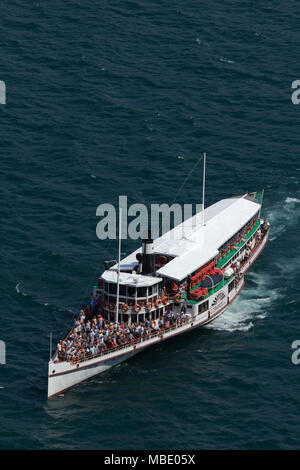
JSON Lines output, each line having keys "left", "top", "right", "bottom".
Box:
{"left": 52, "top": 311, "right": 194, "bottom": 366}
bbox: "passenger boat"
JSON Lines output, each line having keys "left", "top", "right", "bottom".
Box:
{"left": 47, "top": 159, "right": 270, "bottom": 398}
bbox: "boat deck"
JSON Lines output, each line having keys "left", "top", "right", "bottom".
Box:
{"left": 183, "top": 276, "right": 232, "bottom": 304}
{"left": 217, "top": 219, "right": 260, "bottom": 268}
{"left": 183, "top": 219, "right": 263, "bottom": 304}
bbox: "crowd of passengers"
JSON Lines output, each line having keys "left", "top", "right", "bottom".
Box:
{"left": 56, "top": 297, "right": 188, "bottom": 363}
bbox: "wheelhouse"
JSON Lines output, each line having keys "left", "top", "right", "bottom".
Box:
{"left": 96, "top": 270, "right": 167, "bottom": 324}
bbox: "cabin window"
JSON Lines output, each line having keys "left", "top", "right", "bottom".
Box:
{"left": 228, "top": 280, "right": 235, "bottom": 293}
{"left": 128, "top": 286, "right": 136, "bottom": 297}
{"left": 148, "top": 286, "right": 153, "bottom": 296}
{"left": 137, "top": 286, "right": 147, "bottom": 298}
{"left": 198, "top": 300, "right": 209, "bottom": 314}
{"left": 119, "top": 285, "right": 126, "bottom": 296}
{"left": 122, "top": 314, "right": 129, "bottom": 323}
{"left": 109, "top": 283, "right": 117, "bottom": 294}
{"left": 131, "top": 314, "right": 137, "bottom": 323}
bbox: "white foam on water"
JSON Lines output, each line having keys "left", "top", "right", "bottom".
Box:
{"left": 285, "top": 197, "right": 300, "bottom": 203}
{"left": 256, "top": 313, "right": 268, "bottom": 319}
{"left": 195, "top": 38, "right": 209, "bottom": 47}
{"left": 206, "top": 270, "right": 279, "bottom": 332}
{"left": 266, "top": 196, "right": 300, "bottom": 241}
{"left": 206, "top": 297, "right": 261, "bottom": 332}
{"left": 220, "top": 57, "right": 235, "bottom": 63}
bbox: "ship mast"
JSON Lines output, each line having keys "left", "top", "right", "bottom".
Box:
{"left": 202, "top": 152, "right": 206, "bottom": 226}
{"left": 115, "top": 207, "right": 122, "bottom": 324}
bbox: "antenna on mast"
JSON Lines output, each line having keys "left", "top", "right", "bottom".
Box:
{"left": 202, "top": 152, "right": 206, "bottom": 226}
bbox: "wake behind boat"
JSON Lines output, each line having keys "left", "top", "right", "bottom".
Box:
{"left": 48, "top": 182, "right": 270, "bottom": 398}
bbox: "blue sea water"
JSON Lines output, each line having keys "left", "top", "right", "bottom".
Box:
{"left": 0, "top": 0, "right": 300, "bottom": 450}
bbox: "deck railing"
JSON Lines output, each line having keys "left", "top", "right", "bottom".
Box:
{"left": 57, "top": 317, "right": 193, "bottom": 365}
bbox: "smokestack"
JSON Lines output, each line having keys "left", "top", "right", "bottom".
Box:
{"left": 142, "top": 230, "right": 154, "bottom": 275}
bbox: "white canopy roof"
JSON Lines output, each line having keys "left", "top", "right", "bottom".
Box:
{"left": 102, "top": 270, "right": 162, "bottom": 287}
{"left": 105, "top": 194, "right": 260, "bottom": 283}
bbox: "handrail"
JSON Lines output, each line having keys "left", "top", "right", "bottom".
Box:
{"left": 74, "top": 319, "right": 192, "bottom": 364}
{"left": 52, "top": 294, "right": 180, "bottom": 362}
{"left": 54, "top": 317, "right": 191, "bottom": 365}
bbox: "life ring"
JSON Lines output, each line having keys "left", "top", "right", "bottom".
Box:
{"left": 155, "top": 298, "right": 163, "bottom": 308}
{"left": 146, "top": 302, "right": 153, "bottom": 311}
{"left": 174, "top": 293, "right": 182, "bottom": 303}
{"left": 157, "top": 255, "right": 167, "bottom": 266}
{"left": 162, "top": 296, "right": 169, "bottom": 304}
{"left": 172, "top": 283, "right": 178, "bottom": 292}
{"left": 109, "top": 303, "right": 115, "bottom": 312}
{"left": 133, "top": 304, "right": 141, "bottom": 313}
{"left": 121, "top": 303, "right": 128, "bottom": 312}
